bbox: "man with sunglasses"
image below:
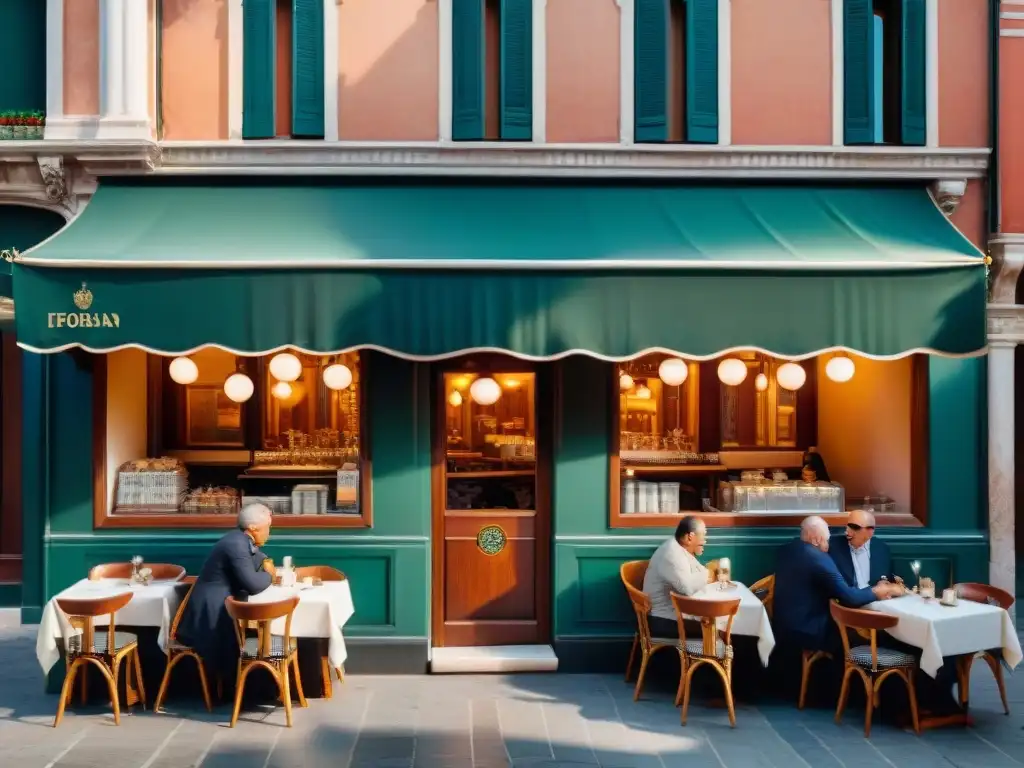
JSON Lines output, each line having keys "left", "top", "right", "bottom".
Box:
{"left": 829, "top": 509, "right": 893, "bottom": 589}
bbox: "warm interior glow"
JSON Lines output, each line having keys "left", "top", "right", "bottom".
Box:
{"left": 755, "top": 372, "right": 768, "bottom": 391}
{"left": 448, "top": 390, "right": 463, "bottom": 407}
{"left": 268, "top": 352, "right": 302, "bottom": 382}
{"left": 323, "top": 363, "right": 353, "bottom": 390}
{"left": 469, "top": 377, "right": 502, "bottom": 406}
{"left": 717, "top": 358, "right": 747, "bottom": 386}
{"left": 658, "top": 357, "right": 689, "bottom": 387}
{"left": 168, "top": 356, "right": 199, "bottom": 385}
{"left": 271, "top": 380, "right": 293, "bottom": 400}
{"left": 619, "top": 372, "right": 634, "bottom": 390}
{"left": 776, "top": 362, "right": 807, "bottom": 391}
{"left": 224, "top": 372, "right": 255, "bottom": 403}
{"left": 825, "top": 355, "right": 856, "bottom": 383}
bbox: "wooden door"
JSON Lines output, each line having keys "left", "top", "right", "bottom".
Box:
{"left": 431, "top": 357, "right": 551, "bottom": 647}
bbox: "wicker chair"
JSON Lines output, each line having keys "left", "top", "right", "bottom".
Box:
{"left": 620, "top": 560, "right": 686, "bottom": 701}
{"left": 225, "top": 595, "right": 307, "bottom": 727}
{"left": 671, "top": 593, "right": 741, "bottom": 728}
{"left": 294, "top": 565, "right": 347, "bottom": 696}
{"left": 749, "top": 574, "right": 775, "bottom": 619}
{"left": 831, "top": 601, "right": 920, "bottom": 737}
{"left": 153, "top": 576, "right": 213, "bottom": 713}
{"left": 88, "top": 563, "right": 186, "bottom": 582}
{"left": 954, "top": 582, "right": 1014, "bottom": 715}
{"left": 53, "top": 592, "right": 146, "bottom": 726}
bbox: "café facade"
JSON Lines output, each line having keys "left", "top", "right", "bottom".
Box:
{"left": 9, "top": 177, "right": 989, "bottom": 673}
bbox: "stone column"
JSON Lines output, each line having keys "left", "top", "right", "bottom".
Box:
{"left": 988, "top": 339, "right": 1017, "bottom": 617}
{"left": 97, "top": 0, "right": 150, "bottom": 139}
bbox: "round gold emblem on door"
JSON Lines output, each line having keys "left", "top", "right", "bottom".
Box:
{"left": 477, "top": 525, "right": 507, "bottom": 556}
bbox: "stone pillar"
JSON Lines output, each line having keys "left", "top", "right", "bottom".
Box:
{"left": 97, "top": 0, "right": 150, "bottom": 139}
{"left": 988, "top": 339, "right": 1017, "bottom": 618}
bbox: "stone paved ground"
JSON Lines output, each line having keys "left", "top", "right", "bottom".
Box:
{"left": 1, "top": 612, "right": 1022, "bottom": 768}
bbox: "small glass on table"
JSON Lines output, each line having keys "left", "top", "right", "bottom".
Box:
{"left": 716, "top": 557, "right": 732, "bottom": 590}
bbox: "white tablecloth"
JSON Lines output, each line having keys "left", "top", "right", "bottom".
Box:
{"left": 248, "top": 581, "right": 355, "bottom": 669}
{"left": 36, "top": 578, "right": 186, "bottom": 674}
{"left": 692, "top": 582, "right": 775, "bottom": 666}
{"left": 866, "top": 593, "right": 1024, "bottom": 677}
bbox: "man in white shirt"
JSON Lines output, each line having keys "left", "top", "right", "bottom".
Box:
{"left": 642, "top": 516, "right": 713, "bottom": 637}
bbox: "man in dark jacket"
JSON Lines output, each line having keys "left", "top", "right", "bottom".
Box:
{"left": 829, "top": 509, "right": 894, "bottom": 589}
{"left": 177, "top": 503, "right": 276, "bottom": 672}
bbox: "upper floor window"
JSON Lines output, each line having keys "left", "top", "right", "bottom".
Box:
{"left": 634, "top": 0, "right": 718, "bottom": 144}
{"left": 844, "top": 0, "right": 925, "bottom": 146}
{"left": 242, "top": 0, "right": 326, "bottom": 140}
{"left": 452, "top": 0, "right": 533, "bottom": 141}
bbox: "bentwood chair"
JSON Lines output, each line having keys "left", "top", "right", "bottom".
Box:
{"left": 798, "top": 648, "right": 833, "bottom": 710}
{"left": 53, "top": 592, "right": 146, "bottom": 727}
{"left": 830, "top": 601, "right": 921, "bottom": 737}
{"left": 294, "top": 565, "right": 347, "bottom": 697}
{"left": 620, "top": 560, "right": 686, "bottom": 701}
{"left": 954, "top": 582, "right": 1014, "bottom": 714}
{"left": 153, "top": 577, "right": 213, "bottom": 713}
{"left": 671, "top": 593, "right": 741, "bottom": 728}
{"left": 224, "top": 595, "right": 307, "bottom": 727}
{"left": 749, "top": 574, "right": 775, "bottom": 619}
{"left": 88, "top": 563, "right": 186, "bottom": 582}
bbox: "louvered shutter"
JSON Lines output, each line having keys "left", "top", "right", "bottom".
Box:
{"left": 900, "top": 0, "right": 926, "bottom": 146}
{"left": 292, "top": 0, "right": 325, "bottom": 138}
{"left": 242, "top": 0, "right": 276, "bottom": 139}
{"left": 452, "top": 0, "right": 486, "bottom": 141}
{"left": 843, "top": 0, "right": 875, "bottom": 145}
{"left": 685, "top": 0, "right": 719, "bottom": 144}
{"left": 500, "top": 0, "right": 533, "bottom": 140}
{"left": 634, "top": 0, "right": 668, "bottom": 143}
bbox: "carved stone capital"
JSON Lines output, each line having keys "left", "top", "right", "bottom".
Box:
{"left": 988, "top": 234, "right": 1024, "bottom": 304}
{"left": 987, "top": 303, "right": 1024, "bottom": 345}
{"left": 930, "top": 178, "right": 967, "bottom": 216}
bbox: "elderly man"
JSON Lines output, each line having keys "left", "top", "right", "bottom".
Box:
{"left": 642, "top": 516, "right": 714, "bottom": 637}
{"left": 829, "top": 509, "right": 893, "bottom": 589}
{"left": 177, "top": 504, "right": 277, "bottom": 672}
{"left": 773, "top": 516, "right": 901, "bottom": 654}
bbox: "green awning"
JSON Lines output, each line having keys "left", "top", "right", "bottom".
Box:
{"left": 12, "top": 181, "right": 986, "bottom": 359}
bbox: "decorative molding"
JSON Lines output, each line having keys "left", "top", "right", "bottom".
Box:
{"left": 988, "top": 234, "right": 1024, "bottom": 304}
{"left": 0, "top": 156, "right": 97, "bottom": 222}
{"left": 930, "top": 178, "right": 967, "bottom": 216}
{"left": 718, "top": 0, "right": 731, "bottom": 146}
{"left": 831, "top": 0, "right": 843, "bottom": 146}
{"left": 926, "top": 0, "right": 939, "bottom": 147}
{"left": 153, "top": 141, "right": 989, "bottom": 179}
{"left": 532, "top": 0, "right": 547, "bottom": 143}
{"left": 615, "top": 0, "right": 634, "bottom": 145}
{"left": 987, "top": 303, "right": 1024, "bottom": 345}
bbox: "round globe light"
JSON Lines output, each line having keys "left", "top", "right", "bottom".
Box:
{"left": 825, "top": 355, "right": 856, "bottom": 383}
{"left": 469, "top": 377, "right": 502, "bottom": 406}
{"left": 271, "top": 381, "right": 293, "bottom": 400}
{"left": 755, "top": 373, "right": 768, "bottom": 392}
{"left": 619, "top": 373, "right": 634, "bottom": 390}
{"left": 323, "top": 363, "right": 353, "bottom": 391}
{"left": 269, "top": 352, "right": 302, "bottom": 382}
{"left": 658, "top": 358, "right": 689, "bottom": 387}
{"left": 776, "top": 362, "right": 807, "bottom": 391}
{"left": 717, "top": 358, "right": 747, "bottom": 387}
{"left": 634, "top": 385, "right": 652, "bottom": 400}
{"left": 168, "top": 357, "right": 198, "bottom": 385}
{"left": 448, "top": 390, "right": 463, "bottom": 407}
{"left": 223, "top": 373, "right": 255, "bottom": 403}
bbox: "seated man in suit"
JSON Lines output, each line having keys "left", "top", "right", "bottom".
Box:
{"left": 829, "top": 509, "right": 893, "bottom": 589}
{"left": 177, "top": 504, "right": 277, "bottom": 675}
{"left": 774, "top": 516, "right": 900, "bottom": 654}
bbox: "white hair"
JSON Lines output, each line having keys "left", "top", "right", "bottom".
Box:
{"left": 800, "top": 515, "right": 830, "bottom": 546}
{"left": 238, "top": 503, "right": 272, "bottom": 530}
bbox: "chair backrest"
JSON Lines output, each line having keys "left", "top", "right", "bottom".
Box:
{"left": 829, "top": 601, "right": 897, "bottom": 671}
{"left": 224, "top": 596, "right": 300, "bottom": 658}
{"left": 671, "top": 593, "right": 741, "bottom": 655}
{"left": 88, "top": 563, "right": 186, "bottom": 582}
{"left": 749, "top": 574, "right": 775, "bottom": 618}
{"left": 168, "top": 576, "right": 198, "bottom": 644}
{"left": 294, "top": 565, "right": 346, "bottom": 581}
{"left": 56, "top": 592, "right": 134, "bottom": 655}
{"left": 620, "top": 561, "right": 655, "bottom": 647}
{"left": 956, "top": 582, "right": 1014, "bottom": 610}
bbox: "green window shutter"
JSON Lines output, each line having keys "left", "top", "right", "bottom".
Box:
{"left": 900, "top": 0, "right": 926, "bottom": 146}
{"left": 634, "top": 0, "right": 669, "bottom": 143}
{"left": 685, "top": 0, "right": 719, "bottom": 144}
{"left": 242, "top": 0, "right": 276, "bottom": 139}
{"left": 452, "top": 0, "right": 485, "bottom": 141}
{"left": 292, "top": 0, "right": 325, "bottom": 138}
{"left": 843, "top": 0, "right": 875, "bottom": 145}
{"left": 500, "top": 0, "right": 533, "bottom": 140}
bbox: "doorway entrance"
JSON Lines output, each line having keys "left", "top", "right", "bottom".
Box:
{"left": 431, "top": 357, "right": 551, "bottom": 648}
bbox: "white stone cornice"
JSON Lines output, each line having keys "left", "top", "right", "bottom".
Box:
{"left": 987, "top": 303, "right": 1024, "bottom": 345}
{"left": 151, "top": 142, "right": 989, "bottom": 179}
{"left": 988, "top": 233, "right": 1024, "bottom": 304}
{"left": 0, "top": 155, "right": 98, "bottom": 221}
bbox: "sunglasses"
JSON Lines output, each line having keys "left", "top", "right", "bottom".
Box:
{"left": 847, "top": 523, "right": 875, "bottom": 532}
